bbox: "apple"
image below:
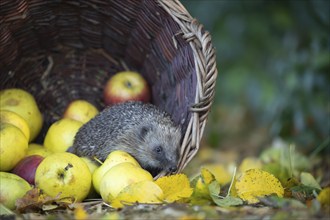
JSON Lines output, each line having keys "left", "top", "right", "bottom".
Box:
{"left": 12, "top": 155, "right": 44, "bottom": 185}
{"left": 27, "top": 143, "right": 52, "bottom": 157}
{"left": 81, "top": 157, "right": 100, "bottom": 198}
{"left": 103, "top": 71, "right": 151, "bottom": 106}
{"left": 63, "top": 100, "right": 99, "bottom": 124}
{"left": 92, "top": 150, "right": 141, "bottom": 194}
{"left": 35, "top": 152, "right": 92, "bottom": 202}
{"left": 0, "top": 123, "right": 28, "bottom": 171}
{"left": 0, "top": 109, "right": 30, "bottom": 141}
{"left": 44, "top": 118, "right": 83, "bottom": 153}
{"left": 0, "top": 88, "right": 43, "bottom": 142}
{"left": 0, "top": 172, "right": 32, "bottom": 210}
{"left": 99, "top": 162, "right": 153, "bottom": 202}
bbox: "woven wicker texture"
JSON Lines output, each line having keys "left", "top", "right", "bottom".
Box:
{"left": 0, "top": 0, "right": 218, "bottom": 175}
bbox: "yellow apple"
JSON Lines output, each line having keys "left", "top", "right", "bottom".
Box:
{"left": 0, "top": 110, "right": 30, "bottom": 141}
{"left": 81, "top": 157, "right": 99, "bottom": 198}
{"left": 0, "top": 172, "right": 32, "bottom": 210}
{"left": 63, "top": 100, "right": 99, "bottom": 124}
{"left": 27, "top": 143, "right": 52, "bottom": 157}
{"left": 44, "top": 118, "right": 83, "bottom": 153}
{"left": 81, "top": 157, "right": 99, "bottom": 174}
{"left": 111, "top": 180, "right": 164, "bottom": 208}
{"left": 92, "top": 150, "right": 141, "bottom": 194}
{"left": 35, "top": 152, "right": 91, "bottom": 202}
{"left": 0, "top": 88, "right": 43, "bottom": 142}
{"left": 103, "top": 71, "right": 151, "bottom": 106}
{"left": 0, "top": 123, "right": 28, "bottom": 171}
{"left": 99, "top": 162, "right": 153, "bottom": 202}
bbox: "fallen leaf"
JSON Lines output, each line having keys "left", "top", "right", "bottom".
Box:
{"left": 190, "top": 169, "right": 217, "bottom": 205}
{"left": 212, "top": 196, "right": 243, "bottom": 207}
{"left": 155, "top": 174, "right": 193, "bottom": 203}
{"left": 16, "top": 187, "right": 75, "bottom": 213}
{"left": 235, "top": 169, "right": 284, "bottom": 204}
{"left": 74, "top": 204, "right": 88, "bottom": 220}
{"left": 300, "top": 172, "right": 321, "bottom": 190}
{"left": 317, "top": 187, "right": 330, "bottom": 206}
{"left": 0, "top": 204, "right": 14, "bottom": 215}
{"left": 202, "top": 163, "right": 232, "bottom": 185}
{"left": 111, "top": 180, "right": 163, "bottom": 208}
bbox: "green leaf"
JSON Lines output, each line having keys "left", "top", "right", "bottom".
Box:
{"left": 0, "top": 204, "right": 14, "bottom": 215}
{"left": 212, "top": 196, "right": 243, "bottom": 207}
{"left": 300, "top": 172, "right": 321, "bottom": 190}
{"left": 208, "top": 180, "right": 221, "bottom": 196}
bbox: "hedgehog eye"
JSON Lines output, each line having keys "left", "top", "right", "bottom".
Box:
{"left": 154, "top": 146, "right": 163, "bottom": 154}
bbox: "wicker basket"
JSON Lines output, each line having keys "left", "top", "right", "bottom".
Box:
{"left": 0, "top": 0, "right": 218, "bottom": 175}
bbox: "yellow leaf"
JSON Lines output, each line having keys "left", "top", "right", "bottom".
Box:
{"left": 235, "top": 169, "right": 284, "bottom": 204}
{"left": 190, "top": 168, "right": 217, "bottom": 205}
{"left": 111, "top": 180, "right": 163, "bottom": 208}
{"left": 202, "top": 164, "right": 232, "bottom": 185}
{"left": 201, "top": 168, "right": 215, "bottom": 185}
{"left": 74, "top": 204, "right": 88, "bottom": 220}
{"left": 155, "top": 174, "right": 193, "bottom": 202}
{"left": 317, "top": 187, "right": 330, "bottom": 206}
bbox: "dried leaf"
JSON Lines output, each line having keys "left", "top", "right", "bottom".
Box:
{"left": 155, "top": 174, "right": 193, "bottom": 202}
{"left": 235, "top": 169, "right": 284, "bottom": 204}
{"left": 16, "top": 187, "right": 75, "bottom": 213}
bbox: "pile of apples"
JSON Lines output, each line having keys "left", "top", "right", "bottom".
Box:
{"left": 0, "top": 71, "right": 153, "bottom": 210}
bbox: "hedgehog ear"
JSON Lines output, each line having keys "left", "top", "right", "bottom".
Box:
{"left": 139, "top": 125, "right": 151, "bottom": 140}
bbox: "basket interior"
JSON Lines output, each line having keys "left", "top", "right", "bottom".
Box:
{"left": 0, "top": 0, "right": 197, "bottom": 143}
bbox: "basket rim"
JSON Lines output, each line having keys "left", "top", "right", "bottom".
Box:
{"left": 157, "top": 0, "right": 218, "bottom": 175}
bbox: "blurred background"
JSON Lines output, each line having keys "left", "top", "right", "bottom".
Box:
{"left": 181, "top": 0, "right": 329, "bottom": 157}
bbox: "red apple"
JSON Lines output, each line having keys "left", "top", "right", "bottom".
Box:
{"left": 103, "top": 71, "right": 151, "bottom": 106}
{"left": 12, "top": 155, "right": 44, "bottom": 185}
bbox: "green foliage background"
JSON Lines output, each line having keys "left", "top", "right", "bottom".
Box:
{"left": 181, "top": 0, "right": 329, "bottom": 153}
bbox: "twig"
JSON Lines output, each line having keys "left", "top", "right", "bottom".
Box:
{"left": 41, "top": 56, "right": 54, "bottom": 89}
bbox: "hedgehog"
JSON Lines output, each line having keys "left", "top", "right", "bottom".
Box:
{"left": 69, "top": 101, "right": 182, "bottom": 176}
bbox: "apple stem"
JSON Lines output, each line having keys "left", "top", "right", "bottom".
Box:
{"left": 124, "top": 81, "right": 132, "bottom": 88}
{"left": 64, "top": 163, "right": 73, "bottom": 171}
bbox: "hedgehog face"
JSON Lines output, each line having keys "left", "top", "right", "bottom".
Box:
{"left": 136, "top": 124, "right": 182, "bottom": 176}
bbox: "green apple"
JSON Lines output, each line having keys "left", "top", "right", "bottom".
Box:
{"left": 35, "top": 152, "right": 91, "bottom": 202}
{"left": 0, "top": 172, "right": 32, "bottom": 210}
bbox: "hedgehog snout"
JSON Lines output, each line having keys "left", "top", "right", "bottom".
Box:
{"left": 168, "top": 165, "right": 178, "bottom": 173}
